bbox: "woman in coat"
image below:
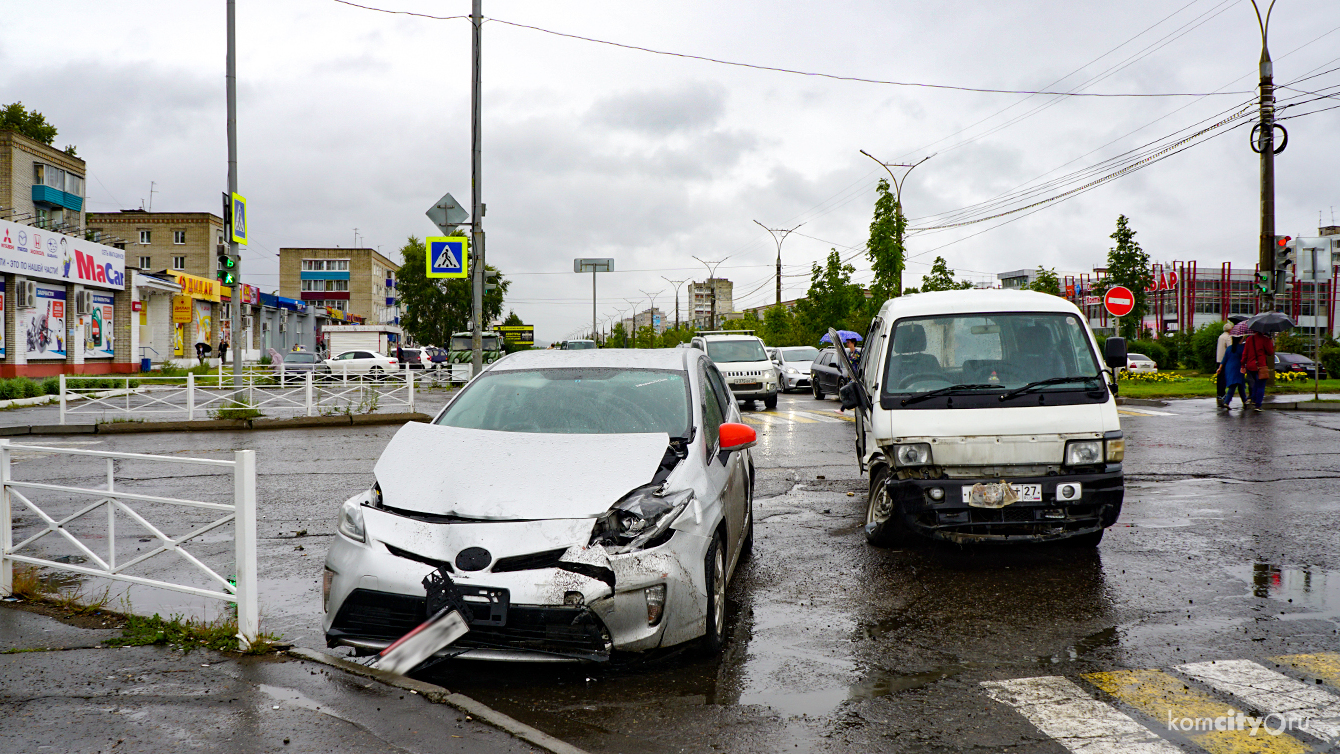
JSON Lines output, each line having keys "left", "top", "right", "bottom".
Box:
{"left": 1218, "top": 336, "right": 1248, "bottom": 409}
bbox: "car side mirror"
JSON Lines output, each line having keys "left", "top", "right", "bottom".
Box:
{"left": 718, "top": 422, "right": 757, "bottom": 453}
{"left": 1103, "top": 337, "right": 1127, "bottom": 369}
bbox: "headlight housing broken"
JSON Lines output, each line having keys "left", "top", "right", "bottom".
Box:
{"left": 590, "top": 486, "right": 694, "bottom": 553}
{"left": 338, "top": 497, "right": 366, "bottom": 543}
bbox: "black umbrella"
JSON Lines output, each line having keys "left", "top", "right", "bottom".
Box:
{"left": 1245, "top": 311, "right": 1296, "bottom": 334}
{"left": 1227, "top": 314, "right": 1251, "bottom": 324}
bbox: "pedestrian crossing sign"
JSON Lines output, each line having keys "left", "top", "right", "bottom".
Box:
{"left": 426, "top": 236, "right": 468, "bottom": 278}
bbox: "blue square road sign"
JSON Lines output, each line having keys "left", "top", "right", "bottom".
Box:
{"left": 426, "top": 236, "right": 468, "bottom": 278}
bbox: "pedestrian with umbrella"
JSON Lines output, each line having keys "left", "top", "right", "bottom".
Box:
{"left": 1219, "top": 325, "right": 1248, "bottom": 410}
{"left": 1240, "top": 312, "right": 1293, "bottom": 411}
{"left": 195, "top": 340, "right": 212, "bottom": 366}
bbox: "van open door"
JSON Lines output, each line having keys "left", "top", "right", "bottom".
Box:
{"left": 828, "top": 327, "right": 871, "bottom": 413}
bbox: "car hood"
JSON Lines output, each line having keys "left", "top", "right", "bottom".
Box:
{"left": 373, "top": 422, "right": 670, "bottom": 520}
{"left": 787, "top": 360, "right": 813, "bottom": 371}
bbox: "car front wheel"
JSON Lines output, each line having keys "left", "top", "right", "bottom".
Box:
{"left": 700, "top": 533, "right": 727, "bottom": 655}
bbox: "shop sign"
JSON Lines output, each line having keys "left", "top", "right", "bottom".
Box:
{"left": 0, "top": 218, "right": 125, "bottom": 290}
{"left": 172, "top": 296, "right": 194, "bottom": 323}
{"left": 172, "top": 272, "right": 221, "bottom": 302}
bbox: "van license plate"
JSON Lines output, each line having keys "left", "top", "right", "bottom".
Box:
{"left": 962, "top": 483, "right": 1042, "bottom": 507}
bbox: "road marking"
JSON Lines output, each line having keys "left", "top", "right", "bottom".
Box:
{"left": 1084, "top": 668, "right": 1310, "bottom": 754}
{"left": 1177, "top": 659, "right": 1340, "bottom": 742}
{"left": 1117, "top": 408, "right": 1176, "bottom": 417}
{"left": 757, "top": 410, "right": 820, "bottom": 423}
{"left": 981, "top": 675, "right": 1183, "bottom": 753}
{"left": 1273, "top": 653, "right": 1340, "bottom": 689}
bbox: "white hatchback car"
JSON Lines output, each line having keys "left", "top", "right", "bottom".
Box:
{"left": 1124, "top": 353, "right": 1158, "bottom": 374}
{"left": 323, "top": 350, "right": 399, "bottom": 376}
{"left": 323, "top": 348, "right": 757, "bottom": 663}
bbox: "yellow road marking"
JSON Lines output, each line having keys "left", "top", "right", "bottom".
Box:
{"left": 758, "top": 411, "right": 818, "bottom": 423}
{"left": 1083, "top": 669, "right": 1312, "bottom": 754}
{"left": 1272, "top": 653, "right": 1340, "bottom": 688}
{"left": 741, "top": 416, "right": 768, "bottom": 427}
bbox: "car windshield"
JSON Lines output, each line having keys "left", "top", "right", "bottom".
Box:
{"left": 705, "top": 339, "right": 768, "bottom": 363}
{"left": 884, "top": 312, "right": 1101, "bottom": 394}
{"left": 437, "top": 368, "right": 690, "bottom": 436}
{"left": 284, "top": 353, "right": 318, "bottom": 363}
{"left": 451, "top": 335, "right": 502, "bottom": 351}
{"left": 779, "top": 347, "right": 819, "bottom": 362}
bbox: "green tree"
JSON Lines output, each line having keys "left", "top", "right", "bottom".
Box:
{"left": 866, "top": 178, "right": 906, "bottom": 302}
{"left": 396, "top": 235, "right": 509, "bottom": 346}
{"left": 659, "top": 325, "right": 694, "bottom": 347}
{"left": 1103, "top": 215, "right": 1152, "bottom": 340}
{"left": 635, "top": 325, "right": 658, "bottom": 349}
{"left": 794, "top": 249, "right": 867, "bottom": 344}
{"left": 761, "top": 304, "right": 797, "bottom": 345}
{"left": 1025, "top": 266, "right": 1063, "bottom": 296}
{"left": 734, "top": 311, "right": 764, "bottom": 338}
{"left": 0, "top": 102, "right": 58, "bottom": 145}
{"left": 918, "top": 256, "right": 974, "bottom": 292}
{"left": 606, "top": 321, "right": 629, "bottom": 348}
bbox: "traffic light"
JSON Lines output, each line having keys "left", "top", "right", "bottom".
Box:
{"left": 1255, "top": 270, "right": 1272, "bottom": 296}
{"left": 1272, "top": 235, "right": 1295, "bottom": 296}
{"left": 484, "top": 269, "right": 498, "bottom": 292}
{"left": 216, "top": 246, "right": 238, "bottom": 285}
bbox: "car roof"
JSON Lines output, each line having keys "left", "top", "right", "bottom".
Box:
{"left": 695, "top": 332, "right": 762, "bottom": 341}
{"left": 875, "top": 289, "right": 1083, "bottom": 320}
{"left": 490, "top": 348, "right": 692, "bottom": 372}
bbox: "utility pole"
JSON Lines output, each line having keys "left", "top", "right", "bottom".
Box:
{"left": 226, "top": 0, "right": 241, "bottom": 389}
{"left": 469, "top": 0, "right": 486, "bottom": 376}
{"left": 661, "top": 277, "right": 686, "bottom": 330}
{"left": 1252, "top": 0, "right": 1285, "bottom": 311}
{"left": 640, "top": 289, "right": 663, "bottom": 336}
{"left": 860, "top": 150, "right": 933, "bottom": 298}
{"left": 693, "top": 256, "right": 729, "bottom": 330}
{"left": 753, "top": 220, "right": 804, "bottom": 306}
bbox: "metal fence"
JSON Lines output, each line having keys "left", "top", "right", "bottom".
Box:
{"left": 58, "top": 368, "right": 420, "bottom": 424}
{"left": 0, "top": 442, "right": 260, "bottom": 647}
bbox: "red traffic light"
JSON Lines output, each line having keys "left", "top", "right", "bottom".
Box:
{"left": 1276, "top": 236, "right": 1292, "bottom": 247}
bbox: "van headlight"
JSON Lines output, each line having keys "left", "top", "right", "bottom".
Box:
{"left": 337, "top": 498, "right": 366, "bottom": 542}
{"left": 591, "top": 487, "right": 693, "bottom": 553}
{"left": 894, "top": 443, "right": 932, "bottom": 467}
{"left": 1063, "top": 440, "right": 1103, "bottom": 466}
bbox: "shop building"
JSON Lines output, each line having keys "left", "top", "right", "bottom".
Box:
{"left": 278, "top": 247, "right": 399, "bottom": 326}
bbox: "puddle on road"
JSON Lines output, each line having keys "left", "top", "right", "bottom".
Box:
{"left": 739, "top": 666, "right": 960, "bottom": 718}
{"left": 1227, "top": 563, "right": 1340, "bottom": 621}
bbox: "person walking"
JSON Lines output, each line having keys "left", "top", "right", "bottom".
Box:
{"left": 1219, "top": 335, "right": 1248, "bottom": 409}
{"left": 218, "top": 337, "right": 229, "bottom": 366}
{"left": 1214, "top": 322, "right": 1233, "bottom": 408}
{"left": 195, "top": 341, "right": 209, "bottom": 366}
{"left": 1241, "top": 329, "right": 1275, "bottom": 412}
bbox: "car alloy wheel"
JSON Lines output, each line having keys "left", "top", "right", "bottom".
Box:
{"left": 700, "top": 533, "right": 727, "bottom": 654}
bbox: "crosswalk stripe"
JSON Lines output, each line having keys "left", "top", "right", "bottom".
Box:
{"left": 981, "top": 675, "right": 1183, "bottom": 753}
{"left": 1177, "top": 659, "right": 1340, "bottom": 742}
{"left": 1084, "top": 669, "right": 1311, "bottom": 754}
{"left": 1117, "top": 408, "right": 1176, "bottom": 417}
{"left": 1272, "top": 654, "right": 1340, "bottom": 689}
{"left": 757, "top": 410, "right": 820, "bottom": 423}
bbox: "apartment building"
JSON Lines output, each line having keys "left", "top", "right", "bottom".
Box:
{"left": 278, "top": 247, "right": 399, "bottom": 324}
{"left": 691, "top": 278, "right": 734, "bottom": 328}
{"left": 0, "top": 130, "right": 87, "bottom": 236}
{"left": 86, "top": 210, "right": 227, "bottom": 279}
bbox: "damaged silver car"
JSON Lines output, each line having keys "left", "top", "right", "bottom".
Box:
{"left": 323, "top": 348, "right": 757, "bottom": 662}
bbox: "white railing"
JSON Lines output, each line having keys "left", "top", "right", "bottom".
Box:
{"left": 59, "top": 369, "right": 417, "bottom": 423}
{"left": 0, "top": 442, "right": 259, "bottom": 647}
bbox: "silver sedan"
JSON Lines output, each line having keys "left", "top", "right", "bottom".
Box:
{"left": 323, "top": 348, "right": 756, "bottom": 662}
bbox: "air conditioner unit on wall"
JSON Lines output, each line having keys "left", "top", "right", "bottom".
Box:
{"left": 75, "top": 290, "right": 93, "bottom": 316}
{"left": 18, "top": 281, "right": 37, "bottom": 309}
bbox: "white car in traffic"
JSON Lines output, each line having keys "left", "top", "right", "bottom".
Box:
{"left": 770, "top": 346, "right": 819, "bottom": 392}
{"left": 323, "top": 350, "right": 399, "bottom": 376}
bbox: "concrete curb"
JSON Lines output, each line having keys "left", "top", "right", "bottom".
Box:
{"left": 1262, "top": 401, "right": 1340, "bottom": 412}
{"left": 1115, "top": 397, "right": 1170, "bottom": 407}
{"left": 0, "top": 412, "right": 432, "bottom": 436}
{"left": 288, "top": 647, "right": 590, "bottom": 754}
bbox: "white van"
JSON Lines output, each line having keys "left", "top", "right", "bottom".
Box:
{"left": 691, "top": 330, "right": 779, "bottom": 409}
{"left": 836, "top": 290, "right": 1127, "bottom": 547}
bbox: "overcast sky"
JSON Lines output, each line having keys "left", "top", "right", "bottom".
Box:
{"left": 5, "top": 0, "right": 1338, "bottom": 341}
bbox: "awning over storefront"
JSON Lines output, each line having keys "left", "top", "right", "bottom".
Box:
{"left": 170, "top": 272, "right": 221, "bottom": 302}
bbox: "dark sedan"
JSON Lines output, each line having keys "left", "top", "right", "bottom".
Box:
{"left": 1275, "top": 352, "right": 1327, "bottom": 379}
{"left": 809, "top": 347, "right": 847, "bottom": 399}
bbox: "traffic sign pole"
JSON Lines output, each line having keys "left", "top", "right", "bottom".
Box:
{"left": 470, "top": 0, "right": 484, "bottom": 378}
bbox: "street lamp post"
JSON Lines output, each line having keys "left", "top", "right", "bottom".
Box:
{"left": 1251, "top": 0, "right": 1285, "bottom": 310}
{"left": 754, "top": 220, "right": 804, "bottom": 306}
{"left": 661, "top": 277, "right": 686, "bottom": 330}
{"left": 860, "top": 150, "right": 933, "bottom": 297}
{"left": 640, "top": 289, "right": 663, "bottom": 337}
{"left": 693, "top": 256, "right": 730, "bottom": 330}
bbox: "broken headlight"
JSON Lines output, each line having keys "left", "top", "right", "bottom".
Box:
{"left": 337, "top": 497, "right": 366, "bottom": 543}
{"left": 590, "top": 486, "right": 694, "bottom": 553}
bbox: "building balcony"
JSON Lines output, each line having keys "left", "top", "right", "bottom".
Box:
{"left": 31, "top": 185, "right": 83, "bottom": 212}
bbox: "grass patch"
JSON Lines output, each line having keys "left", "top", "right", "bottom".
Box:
{"left": 97, "top": 417, "right": 146, "bottom": 424}
{"left": 1114, "top": 371, "right": 1340, "bottom": 399}
{"left": 8, "top": 565, "right": 50, "bottom": 601}
{"left": 208, "top": 399, "right": 263, "bottom": 420}
{"left": 103, "top": 613, "right": 282, "bottom": 654}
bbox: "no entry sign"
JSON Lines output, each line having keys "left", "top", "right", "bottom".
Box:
{"left": 1104, "top": 286, "right": 1135, "bottom": 318}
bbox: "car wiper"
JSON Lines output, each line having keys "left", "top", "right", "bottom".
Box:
{"left": 900, "top": 384, "right": 997, "bottom": 406}
{"left": 998, "top": 375, "right": 1101, "bottom": 401}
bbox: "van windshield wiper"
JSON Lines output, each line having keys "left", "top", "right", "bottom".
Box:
{"left": 901, "top": 384, "right": 997, "bottom": 406}
{"left": 998, "top": 375, "right": 1101, "bottom": 401}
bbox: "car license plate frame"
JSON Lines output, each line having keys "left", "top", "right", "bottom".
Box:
{"left": 962, "top": 482, "right": 1042, "bottom": 506}
{"left": 457, "top": 585, "right": 509, "bottom": 626}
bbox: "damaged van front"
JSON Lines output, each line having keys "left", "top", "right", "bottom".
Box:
{"left": 844, "top": 290, "right": 1127, "bottom": 547}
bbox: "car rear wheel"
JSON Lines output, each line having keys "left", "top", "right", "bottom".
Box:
{"left": 865, "top": 465, "right": 912, "bottom": 548}
{"left": 812, "top": 381, "right": 825, "bottom": 400}
{"left": 700, "top": 533, "right": 727, "bottom": 655}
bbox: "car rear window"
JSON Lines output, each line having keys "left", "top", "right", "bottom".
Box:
{"left": 436, "top": 367, "right": 691, "bottom": 437}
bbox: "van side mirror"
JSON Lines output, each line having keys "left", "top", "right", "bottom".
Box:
{"left": 1104, "top": 337, "right": 1127, "bottom": 369}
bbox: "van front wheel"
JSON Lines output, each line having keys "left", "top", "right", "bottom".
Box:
{"left": 865, "top": 466, "right": 912, "bottom": 547}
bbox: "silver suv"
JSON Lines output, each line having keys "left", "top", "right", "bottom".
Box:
{"left": 691, "top": 331, "right": 779, "bottom": 409}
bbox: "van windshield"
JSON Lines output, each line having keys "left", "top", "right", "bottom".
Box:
{"left": 705, "top": 340, "right": 768, "bottom": 363}
{"left": 884, "top": 313, "right": 1101, "bottom": 396}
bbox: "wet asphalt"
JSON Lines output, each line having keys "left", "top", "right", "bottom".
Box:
{"left": 2, "top": 390, "right": 1338, "bottom": 753}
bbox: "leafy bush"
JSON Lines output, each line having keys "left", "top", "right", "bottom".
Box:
{"left": 1116, "top": 371, "right": 1188, "bottom": 383}
{"left": 1189, "top": 322, "right": 1227, "bottom": 373}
